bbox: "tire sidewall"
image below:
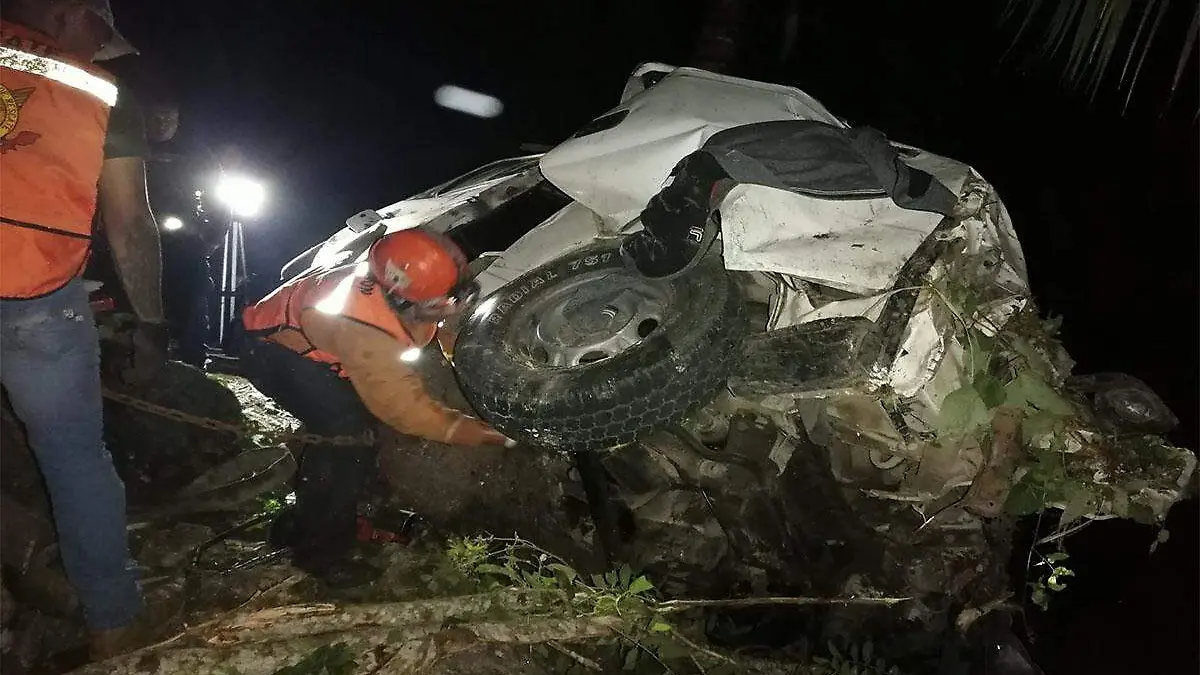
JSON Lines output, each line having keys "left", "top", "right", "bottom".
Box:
{"left": 454, "top": 240, "right": 742, "bottom": 450}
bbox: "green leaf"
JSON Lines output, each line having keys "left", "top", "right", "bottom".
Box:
{"left": 849, "top": 642, "right": 860, "bottom": 662}
{"left": 964, "top": 336, "right": 994, "bottom": 378}
{"left": 1030, "top": 584, "right": 1048, "bottom": 610}
{"left": 828, "top": 640, "right": 844, "bottom": 662}
{"left": 1004, "top": 373, "right": 1072, "bottom": 416}
{"left": 622, "top": 647, "right": 640, "bottom": 671}
{"left": 862, "top": 640, "right": 873, "bottom": 664}
{"left": 649, "top": 621, "right": 672, "bottom": 633}
{"left": 1007, "top": 336, "right": 1044, "bottom": 368}
{"left": 1045, "top": 551, "right": 1069, "bottom": 563}
{"left": 1021, "top": 411, "right": 1061, "bottom": 447}
{"left": 937, "top": 385, "right": 991, "bottom": 439}
{"left": 618, "top": 564, "right": 632, "bottom": 590}
{"left": 547, "top": 563, "right": 578, "bottom": 583}
{"left": 1005, "top": 480, "right": 1045, "bottom": 516}
{"left": 975, "top": 373, "right": 1006, "bottom": 408}
{"left": 1059, "top": 485, "right": 1093, "bottom": 526}
{"left": 627, "top": 575, "right": 654, "bottom": 596}
{"left": 475, "top": 563, "right": 521, "bottom": 583}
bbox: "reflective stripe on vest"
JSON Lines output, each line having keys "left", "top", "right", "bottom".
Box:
{"left": 0, "top": 22, "right": 114, "bottom": 299}
{"left": 0, "top": 46, "right": 118, "bottom": 106}
{"left": 243, "top": 262, "right": 438, "bottom": 376}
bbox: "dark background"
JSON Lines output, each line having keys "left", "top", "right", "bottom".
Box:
{"left": 108, "top": 1, "right": 1198, "bottom": 673}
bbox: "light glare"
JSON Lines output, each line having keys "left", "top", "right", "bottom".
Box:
{"left": 433, "top": 85, "right": 504, "bottom": 119}
{"left": 216, "top": 176, "right": 266, "bottom": 218}
{"left": 161, "top": 216, "right": 183, "bottom": 231}
{"left": 400, "top": 347, "right": 422, "bottom": 363}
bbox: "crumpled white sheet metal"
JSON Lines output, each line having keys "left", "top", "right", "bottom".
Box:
{"left": 539, "top": 65, "right": 844, "bottom": 231}
{"left": 720, "top": 185, "right": 945, "bottom": 296}
{"left": 473, "top": 202, "right": 613, "bottom": 299}
{"left": 758, "top": 170, "right": 1031, "bottom": 396}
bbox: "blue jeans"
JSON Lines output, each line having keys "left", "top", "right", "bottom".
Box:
{"left": 0, "top": 279, "right": 142, "bottom": 631}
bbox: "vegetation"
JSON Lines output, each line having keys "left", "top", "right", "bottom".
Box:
{"left": 1000, "top": 0, "right": 1199, "bottom": 111}
{"left": 924, "top": 236, "right": 1192, "bottom": 611}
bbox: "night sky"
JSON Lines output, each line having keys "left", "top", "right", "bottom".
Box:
{"left": 108, "top": 1, "right": 1197, "bottom": 672}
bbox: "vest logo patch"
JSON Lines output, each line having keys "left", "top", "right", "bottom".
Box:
{"left": 0, "top": 84, "right": 39, "bottom": 154}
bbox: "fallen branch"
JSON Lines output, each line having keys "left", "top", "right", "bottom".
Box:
{"left": 657, "top": 595, "right": 910, "bottom": 612}
{"left": 180, "top": 589, "right": 565, "bottom": 646}
{"left": 71, "top": 613, "right": 622, "bottom": 675}
{"left": 233, "top": 573, "right": 306, "bottom": 613}
{"left": 670, "top": 630, "right": 735, "bottom": 665}
{"left": 548, "top": 640, "right": 603, "bottom": 671}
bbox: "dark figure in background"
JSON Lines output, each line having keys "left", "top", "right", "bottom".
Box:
{"left": 160, "top": 224, "right": 220, "bottom": 367}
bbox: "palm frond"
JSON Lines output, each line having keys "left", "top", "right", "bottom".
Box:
{"left": 1168, "top": 4, "right": 1200, "bottom": 105}
{"left": 1001, "top": 0, "right": 1200, "bottom": 113}
{"left": 1120, "top": 0, "right": 1169, "bottom": 110}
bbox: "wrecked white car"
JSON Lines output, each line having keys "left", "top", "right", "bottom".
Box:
{"left": 285, "top": 63, "right": 1195, "bottom": 657}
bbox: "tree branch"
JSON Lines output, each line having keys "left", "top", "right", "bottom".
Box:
{"left": 658, "top": 595, "right": 910, "bottom": 613}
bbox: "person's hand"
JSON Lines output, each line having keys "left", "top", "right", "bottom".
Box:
{"left": 122, "top": 320, "right": 170, "bottom": 386}
{"left": 447, "top": 416, "right": 517, "bottom": 447}
{"left": 472, "top": 422, "right": 518, "bottom": 448}
{"left": 481, "top": 426, "right": 518, "bottom": 448}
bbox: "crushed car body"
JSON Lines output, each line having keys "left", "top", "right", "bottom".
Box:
{"left": 286, "top": 62, "right": 1195, "bottom": 646}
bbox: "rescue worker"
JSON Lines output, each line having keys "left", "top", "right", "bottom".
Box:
{"left": 0, "top": 0, "right": 167, "bottom": 659}
{"left": 241, "top": 228, "right": 511, "bottom": 586}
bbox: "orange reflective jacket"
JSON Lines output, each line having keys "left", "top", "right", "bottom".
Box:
{"left": 242, "top": 262, "right": 438, "bottom": 375}
{"left": 0, "top": 21, "right": 117, "bottom": 299}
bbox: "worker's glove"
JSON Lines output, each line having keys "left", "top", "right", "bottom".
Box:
{"left": 122, "top": 320, "right": 171, "bottom": 386}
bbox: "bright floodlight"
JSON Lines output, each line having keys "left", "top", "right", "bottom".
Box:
{"left": 161, "top": 216, "right": 183, "bottom": 231}
{"left": 433, "top": 84, "right": 503, "bottom": 118}
{"left": 215, "top": 175, "right": 266, "bottom": 218}
{"left": 399, "top": 347, "right": 422, "bottom": 363}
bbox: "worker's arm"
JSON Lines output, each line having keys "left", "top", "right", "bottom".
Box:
{"left": 301, "top": 311, "right": 509, "bottom": 446}
{"left": 98, "top": 87, "right": 164, "bottom": 323}
{"left": 98, "top": 157, "right": 164, "bottom": 322}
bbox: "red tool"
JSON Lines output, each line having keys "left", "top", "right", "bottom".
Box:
{"left": 89, "top": 295, "right": 115, "bottom": 313}
{"left": 356, "top": 515, "right": 409, "bottom": 545}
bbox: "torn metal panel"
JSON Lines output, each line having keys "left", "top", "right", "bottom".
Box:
{"left": 721, "top": 184, "right": 946, "bottom": 295}
{"left": 540, "top": 66, "right": 845, "bottom": 230}
{"left": 886, "top": 293, "right": 947, "bottom": 398}
{"left": 300, "top": 159, "right": 545, "bottom": 278}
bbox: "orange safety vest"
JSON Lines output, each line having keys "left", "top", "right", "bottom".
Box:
{"left": 0, "top": 21, "right": 117, "bottom": 299}
{"left": 242, "top": 262, "right": 438, "bottom": 376}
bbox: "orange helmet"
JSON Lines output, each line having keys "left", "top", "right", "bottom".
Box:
{"left": 368, "top": 229, "right": 477, "bottom": 320}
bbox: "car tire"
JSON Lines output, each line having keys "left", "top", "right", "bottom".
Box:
{"left": 453, "top": 241, "right": 745, "bottom": 453}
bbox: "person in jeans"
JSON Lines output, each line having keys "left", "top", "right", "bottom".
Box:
{"left": 0, "top": 0, "right": 168, "bottom": 660}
